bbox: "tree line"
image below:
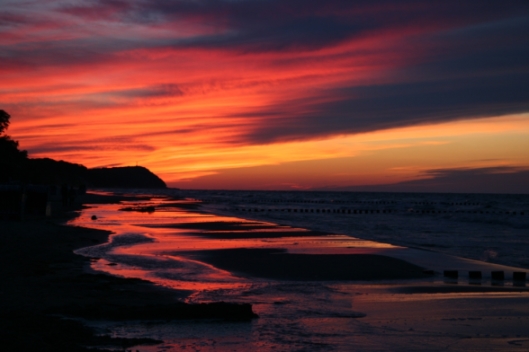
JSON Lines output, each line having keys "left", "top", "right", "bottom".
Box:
{"left": 0, "top": 110, "right": 29, "bottom": 183}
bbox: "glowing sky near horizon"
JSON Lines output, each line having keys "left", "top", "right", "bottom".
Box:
{"left": 1, "top": 0, "right": 529, "bottom": 190}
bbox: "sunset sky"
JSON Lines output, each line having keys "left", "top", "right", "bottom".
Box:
{"left": 2, "top": 0, "right": 528, "bottom": 192}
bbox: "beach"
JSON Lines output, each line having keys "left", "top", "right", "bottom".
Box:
{"left": 0, "top": 193, "right": 255, "bottom": 352}
{"left": 1, "top": 190, "right": 529, "bottom": 351}
{"left": 63, "top": 191, "right": 529, "bottom": 351}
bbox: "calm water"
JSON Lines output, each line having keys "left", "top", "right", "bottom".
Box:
{"left": 189, "top": 190, "right": 529, "bottom": 269}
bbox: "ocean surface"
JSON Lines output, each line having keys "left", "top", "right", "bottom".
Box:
{"left": 188, "top": 190, "right": 529, "bottom": 270}
{"left": 70, "top": 190, "right": 529, "bottom": 351}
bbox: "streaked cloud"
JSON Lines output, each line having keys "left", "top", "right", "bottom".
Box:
{"left": 1, "top": 0, "right": 528, "bottom": 190}
{"left": 325, "top": 166, "right": 529, "bottom": 194}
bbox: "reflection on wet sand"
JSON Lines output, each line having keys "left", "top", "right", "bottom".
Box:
{"left": 71, "top": 195, "right": 529, "bottom": 351}
{"left": 72, "top": 197, "right": 412, "bottom": 292}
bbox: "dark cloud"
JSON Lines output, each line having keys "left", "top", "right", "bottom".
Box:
{"left": 143, "top": 128, "right": 203, "bottom": 137}
{"left": 26, "top": 123, "right": 74, "bottom": 130}
{"left": 168, "top": 19, "right": 354, "bottom": 53}
{"left": 4, "top": 1, "right": 527, "bottom": 69}
{"left": 0, "top": 11, "right": 30, "bottom": 28}
{"left": 241, "top": 16, "right": 529, "bottom": 143}
{"left": 246, "top": 70, "right": 529, "bottom": 143}
{"left": 2, "top": 84, "right": 183, "bottom": 121}
{"left": 59, "top": 0, "right": 134, "bottom": 20}
{"left": 136, "top": 0, "right": 528, "bottom": 52}
{"left": 52, "top": 1, "right": 529, "bottom": 54}
{"left": 323, "top": 167, "right": 529, "bottom": 194}
{"left": 108, "top": 84, "right": 183, "bottom": 99}
{"left": 0, "top": 38, "right": 135, "bottom": 70}
{"left": 28, "top": 142, "right": 156, "bottom": 155}
{"left": 2, "top": 0, "right": 528, "bottom": 145}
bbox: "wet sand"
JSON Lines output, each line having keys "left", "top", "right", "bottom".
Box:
{"left": 0, "top": 219, "right": 163, "bottom": 351}
{"left": 188, "top": 229, "right": 333, "bottom": 239}
{"left": 0, "top": 194, "right": 255, "bottom": 352}
{"left": 187, "top": 248, "right": 429, "bottom": 281}
{"left": 156, "top": 198, "right": 529, "bottom": 350}
{"left": 11, "top": 193, "right": 528, "bottom": 351}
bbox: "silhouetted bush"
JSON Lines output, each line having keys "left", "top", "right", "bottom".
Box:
{"left": 0, "top": 110, "right": 28, "bottom": 183}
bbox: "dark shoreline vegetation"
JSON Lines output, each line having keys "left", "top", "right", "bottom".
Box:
{"left": 1, "top": 108, "right": 168, "bottom": 222}
{"left": 3, "top": 159, "right": 167, "bottom": 189}
{"left": 0, "top": 193, "right": 257, "bottom": 352}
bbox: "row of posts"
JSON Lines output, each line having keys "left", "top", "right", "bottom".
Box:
{"left": 231, "top": 207, "right": 526, "bottom": 216}
{"left": 443, "top": 270, "right": 527, "bottom": 286}
{"left": 243, "top": 199, "right": 482, "bottom": 206}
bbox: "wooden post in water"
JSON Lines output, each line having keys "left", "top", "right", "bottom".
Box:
{"left": 20, "top": 185, "right": 26, "bottom": 221}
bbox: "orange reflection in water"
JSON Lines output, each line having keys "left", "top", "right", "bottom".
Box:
{"left": 71, "top": 197, "right": 399, "bottom": 292}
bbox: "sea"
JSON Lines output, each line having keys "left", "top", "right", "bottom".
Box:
{"left": 187, "top": 190, "right": 529, "bottom": 270}
{"left": 70, "top": 190, "right": 529, "bottom": 351}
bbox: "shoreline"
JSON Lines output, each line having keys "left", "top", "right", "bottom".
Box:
{"left": 0, "top": 192, "right": 256, "bottom": 352}
{"left": 198, "top": 197, "right": 529, "bottom": 271}
{"left": 5, "top": 190, "right": 528, "bottom": 350}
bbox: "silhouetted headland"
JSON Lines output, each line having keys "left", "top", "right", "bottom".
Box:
{"left": 88, "top": 165, "right": 166, "bottom": 189}
{"left": 1, "top": 109, "right": 167, "bottom": 189}
{"left": 5, "top": 158, "right": 166, "bottom": 189}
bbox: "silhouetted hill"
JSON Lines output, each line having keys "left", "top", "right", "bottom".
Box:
{"left": 87, "top": 166, "right": 167, "bottom": 189}
{"left": 1, "top": 158, "right": 166, "bottom": 189}
{"left": 1, "top": 110, "right": 167, "bottom": 188}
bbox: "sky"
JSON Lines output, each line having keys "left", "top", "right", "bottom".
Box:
{"left": 1, "top": 0, "right": 529, "bottom": 192}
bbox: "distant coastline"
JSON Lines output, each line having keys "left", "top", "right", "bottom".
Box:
{"left": 3, "top": 157, "right": 166, "bottom": 189}
{"left": 1, "top": 110, "right": 166, "bottom": 189}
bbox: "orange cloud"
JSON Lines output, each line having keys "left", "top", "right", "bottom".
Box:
{"left": 3, "top": 1, "right": 528, "bottom": 190}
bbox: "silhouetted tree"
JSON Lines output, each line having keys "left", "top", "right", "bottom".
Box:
{"left": 0, "top": 110, "right": 28, "bottom": 182}
{"left": 0, "top": 109, "right": 10, "bottom": 135}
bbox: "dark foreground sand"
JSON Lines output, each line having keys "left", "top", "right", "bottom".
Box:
{"left": 0, "top": 194, "right": 256, "bottom": 352}
{"left": 5, "top": 194, "right": 527, "bottom": 351}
